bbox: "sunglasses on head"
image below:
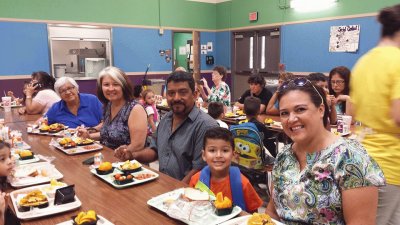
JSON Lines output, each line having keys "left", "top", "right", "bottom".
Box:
{"left": 278, "top": 78, "right": 324, "bottom": 104}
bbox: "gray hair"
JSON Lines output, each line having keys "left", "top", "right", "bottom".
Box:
{"left": 54, "top": 77, "right": 79, "bottom": 96}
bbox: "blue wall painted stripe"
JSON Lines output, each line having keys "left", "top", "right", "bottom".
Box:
{"left": 200, "top": 31, "right": 216, "bottom": 71}
{"left": 0, "top": 22, "right": 50, "bottom": 75}
{"left": 216, "top": 31, "right": 231, "bottom": 70}
{"left": 281, "top": 16, "right": 380, "bottom": 72}
{"left": 112, "top": 27, "right": 173, "bottom": 72}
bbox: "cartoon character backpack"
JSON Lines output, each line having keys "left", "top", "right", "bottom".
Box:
{"left": 230, "top": 122, "right": 265, "bottom": 170}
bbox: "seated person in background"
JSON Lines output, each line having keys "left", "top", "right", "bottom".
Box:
{"left": 244, "top": 97, "right": 276, "bottom": 157}
{"left": 7, "top": 81, "right": 29, "bottom": 105}
{"left": 208, "top": 102, "right": 229, "bottom": 129}
{"left": 20, "top": 71, "right": 60, "bottom": 115}
{"left": 265, "top": 77, "right": 385, "bottom": 224}
{"left": 123, "top": 71, "right": 218, "bottom": 183}
{"left": 141, "top": 89, "right": 160, "bottom": 135}
{"left": 235, "top": 74, "right": 272, "bottom": 114}
{"left": 45, "top": 77, "right": 103, "bottom": 128}
{"left": 328, "top": 66, "right": 352, "bottom": 116}
{"left": 133, "top": 85, "right": 144, "bottom": 104}
{"left": 78, "top": 66, "right": 148, "bottom": 152}
{"left": 266, "top": 72, "right": 294, "bottom": 115}
{"left": 189, "top": 127, "right": 263, "bottom": 213}
{"left": 308, "top": 72, "right": 337, "bottom": 125}
{"left": 198, "top": 65, "right": 231, "bottom": 107}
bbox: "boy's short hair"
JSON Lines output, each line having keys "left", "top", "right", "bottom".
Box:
{"left": 248, "top": 74, "right": 266, "bottom": 87}
{"left": 308, "top": 72, "right": 327, "bottom": 82}
{"left": 244, "top": 96, "right": 261, "bottom": 117}
{"left": 208, "top": 102, "right": 224, "bottom": 119}
{"left": 203, "top": 127, "right": 234, "bottom": 149}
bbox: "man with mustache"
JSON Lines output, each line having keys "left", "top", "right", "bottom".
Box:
{"left": 128, "top": 71, "right": 218, "bottom": 183}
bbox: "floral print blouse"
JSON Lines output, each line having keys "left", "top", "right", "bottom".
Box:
{"left": 272, "top": 138, "right": 385, "bottom": 225}
{"left": 100, "top": 100, "right": 139, "bottom": 149}
{"left": 207, "top": 81, "right": 231, "bottom": 107}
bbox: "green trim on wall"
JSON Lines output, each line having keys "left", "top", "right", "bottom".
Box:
{"left": 216, "top": 0, "right": 400, "bottom": 29}
{"left": 0, "top": 0, "right": 216, "bottom": 29}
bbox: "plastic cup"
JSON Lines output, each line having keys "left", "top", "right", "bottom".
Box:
{"left": 342, "top": 115, "right": 352, "bottom": 134}
{"left": 2, "top": 96, "right": 11, "bottom": 112}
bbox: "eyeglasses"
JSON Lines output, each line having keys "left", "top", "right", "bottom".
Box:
{"left": 330, "top": 80, "right": 345, "bottom": 85}
{"left": 278, "top": 78, "right": 324, "bottom": 104}
{"left": 59, "top": 86, "right": 75, "bottom": 95}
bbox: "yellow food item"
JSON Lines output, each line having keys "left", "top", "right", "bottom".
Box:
{"left": 265, "top": 118, "right": 274, "bottom": 124}
{"left": 98, "top": 162, "right": 112, "bottom": 171}
{"left": 19, "top": 150, "right": 32, "bottom": 157}
{"left": 214, "top": 192, "right": 232, "bottom": 209}
{"left": 121, "top": 160, "right": 141, "bottom": 170}
{"left": 19, "top": 190, "right": 48, "bottom": 207}
{"left": 247, "top": 213, "right": 275, "bottom": 225}
{"left": 40, "top": 125, "right": 50, "bottom": 131}
{"left": 225, "top": 112, "right": 235, "bottom": 117}
{"left": 75, "top": 210, "right": 97, "bottom": 225}
{"left": 237, "top": 110, "right": 245, "bottom": 116}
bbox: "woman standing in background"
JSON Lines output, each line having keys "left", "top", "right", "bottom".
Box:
{"left": 198, "top": 65, "right": 231, "bottom": 107}
{"left": 351, "top": 4, "right": 400, "bottom": 224}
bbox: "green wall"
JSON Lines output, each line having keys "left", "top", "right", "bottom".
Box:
{"left": 173, "top": 32, "right": 192, "bottom": 70}
{"left": 0, "top": 0, "right": 217, "bottom": 30}
{"left": 216, "top": 0, "right": 400, "bottom": 29}
{"left": 1, "top": 0, "right": 399, "bottom": 30}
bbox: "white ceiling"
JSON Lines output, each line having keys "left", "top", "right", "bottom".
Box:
{"left": 187, "top": 0, "right": 231, "bottom": 3}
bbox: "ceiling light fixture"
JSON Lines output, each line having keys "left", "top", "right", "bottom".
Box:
{"left": 290, "top": 0, "right": 338, "bottom": 12}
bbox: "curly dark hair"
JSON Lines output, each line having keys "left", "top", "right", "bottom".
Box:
{"left": 248, "top": 74, "right": 266, "bottom": 87}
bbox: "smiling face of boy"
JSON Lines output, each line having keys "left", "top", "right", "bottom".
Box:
{"left": 202, "top": 138, "right": 234, "bottom": 178}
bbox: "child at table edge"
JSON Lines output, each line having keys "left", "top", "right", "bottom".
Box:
{"left": 189, "top": 127, "right": 263, "bottom": 213}
{"left": 0, "top": 141, "right": 20, "bottom": 225}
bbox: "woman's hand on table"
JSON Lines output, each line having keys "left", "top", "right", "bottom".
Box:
{"left": 18, "top": 107, "right": 26, "bottom": 114}
{"left": 114, "top": 145, "right": 134, "bottom": 161}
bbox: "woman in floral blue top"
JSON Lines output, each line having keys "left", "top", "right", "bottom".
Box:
{"left": 77, "top": 67, "right": 148, "bottom": 160}
{"left": 198, "top": 65, "right": 231, "bottom": 107}
{"left": 266, "top": 78, "right": 385, "bottom": 225}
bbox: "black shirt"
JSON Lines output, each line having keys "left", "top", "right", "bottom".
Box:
{"left": 237, "top": 88, "right": 273, "bottom": 106}
{"left": 249, "top": 118, "right": 276, "bottom": 157}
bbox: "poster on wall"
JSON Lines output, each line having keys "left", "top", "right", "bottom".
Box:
{"left": 329, "top": 25, "right": 360, "bottom": 52}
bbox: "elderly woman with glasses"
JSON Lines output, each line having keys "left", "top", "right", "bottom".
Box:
{"left": 265, "top": 78, "right": 385, "bottom": 224}
{"left": 45, "top": 77, "right": 103, "bottom": 128}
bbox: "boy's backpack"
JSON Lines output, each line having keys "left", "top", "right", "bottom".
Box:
{"left": 230, "top": 122, "right": 265, "bottom": 170}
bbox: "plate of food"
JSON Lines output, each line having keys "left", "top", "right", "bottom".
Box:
{"left": 10, "top": 184, "right": 81, "bottom": 220}
{"left": 12, "top": 150, "right": 40, "bottom": 165}
{"left": 51, "top": 138, "right": 102, "bottom": 155}
{"left": 28, "top": 123, "right": 68, "bottom": 136}
{"left": 10, "top": 162, "right": 63, "bottom": 188}
{"left": 219, "top": 214, "right": 285, "bottom": 225}
{"left": 147, "top": 188, "right": 241, "bottom": 225}
{"left": 90, "top": 161, "right": 158, "bottom": 189}
{"left": 56, "top": 210, "right": 114, "bottom": 225}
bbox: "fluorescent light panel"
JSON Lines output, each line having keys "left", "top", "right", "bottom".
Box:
{"left": 290, "top": 0, "right": 338, "bottom": 12}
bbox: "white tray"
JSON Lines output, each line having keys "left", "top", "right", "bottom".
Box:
{"left": 219, "top": 215, "right": 285, "bottom": 225}
{"left": 56, "top": 215, "right": 114, "bottom": 225}
{"left": 28, "top": 128, "right": 66, "bottom": 137}
{"left": 14, "top": 154, "right": 40, "bottom": 165}
{"left": 10, "top": 184, "right": 81, "bottom": 220}
{"left": 147, "top": 188, "right": 241, "bottom": 225}
{"left": 90, "top": 161, "right": 159, "bottom": 189}
{"left": 10, "top": 162, "right": 63, "bottom": 188}
{"left": 51, "top": 142, "right": 103, "bottom": 155}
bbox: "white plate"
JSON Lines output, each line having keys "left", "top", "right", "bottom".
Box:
{"left": 14, "top": 154, "right": 40, "bottom": 165}
{"left": 10, "top": 162, "right": 63, "bottom": 188}
{"left": 219, "top": 215, "right": 285, "bottom": 225}
{"left": 10, "top": 184, "right": 81, "bottom": 220}
{"left": 9, "top": 141, "right": 31, "bottom": 150}
{"left": 56, "top": 215, "right": 114, "bottom": 225}
{"left": 147, "top": 188, "right": 241, "bottom": 225}
{"left": 91, "top": 162, "right": 159, "bottom": 189}
{"left": 51, "top": 142, "right": 103, "bottom": 155}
